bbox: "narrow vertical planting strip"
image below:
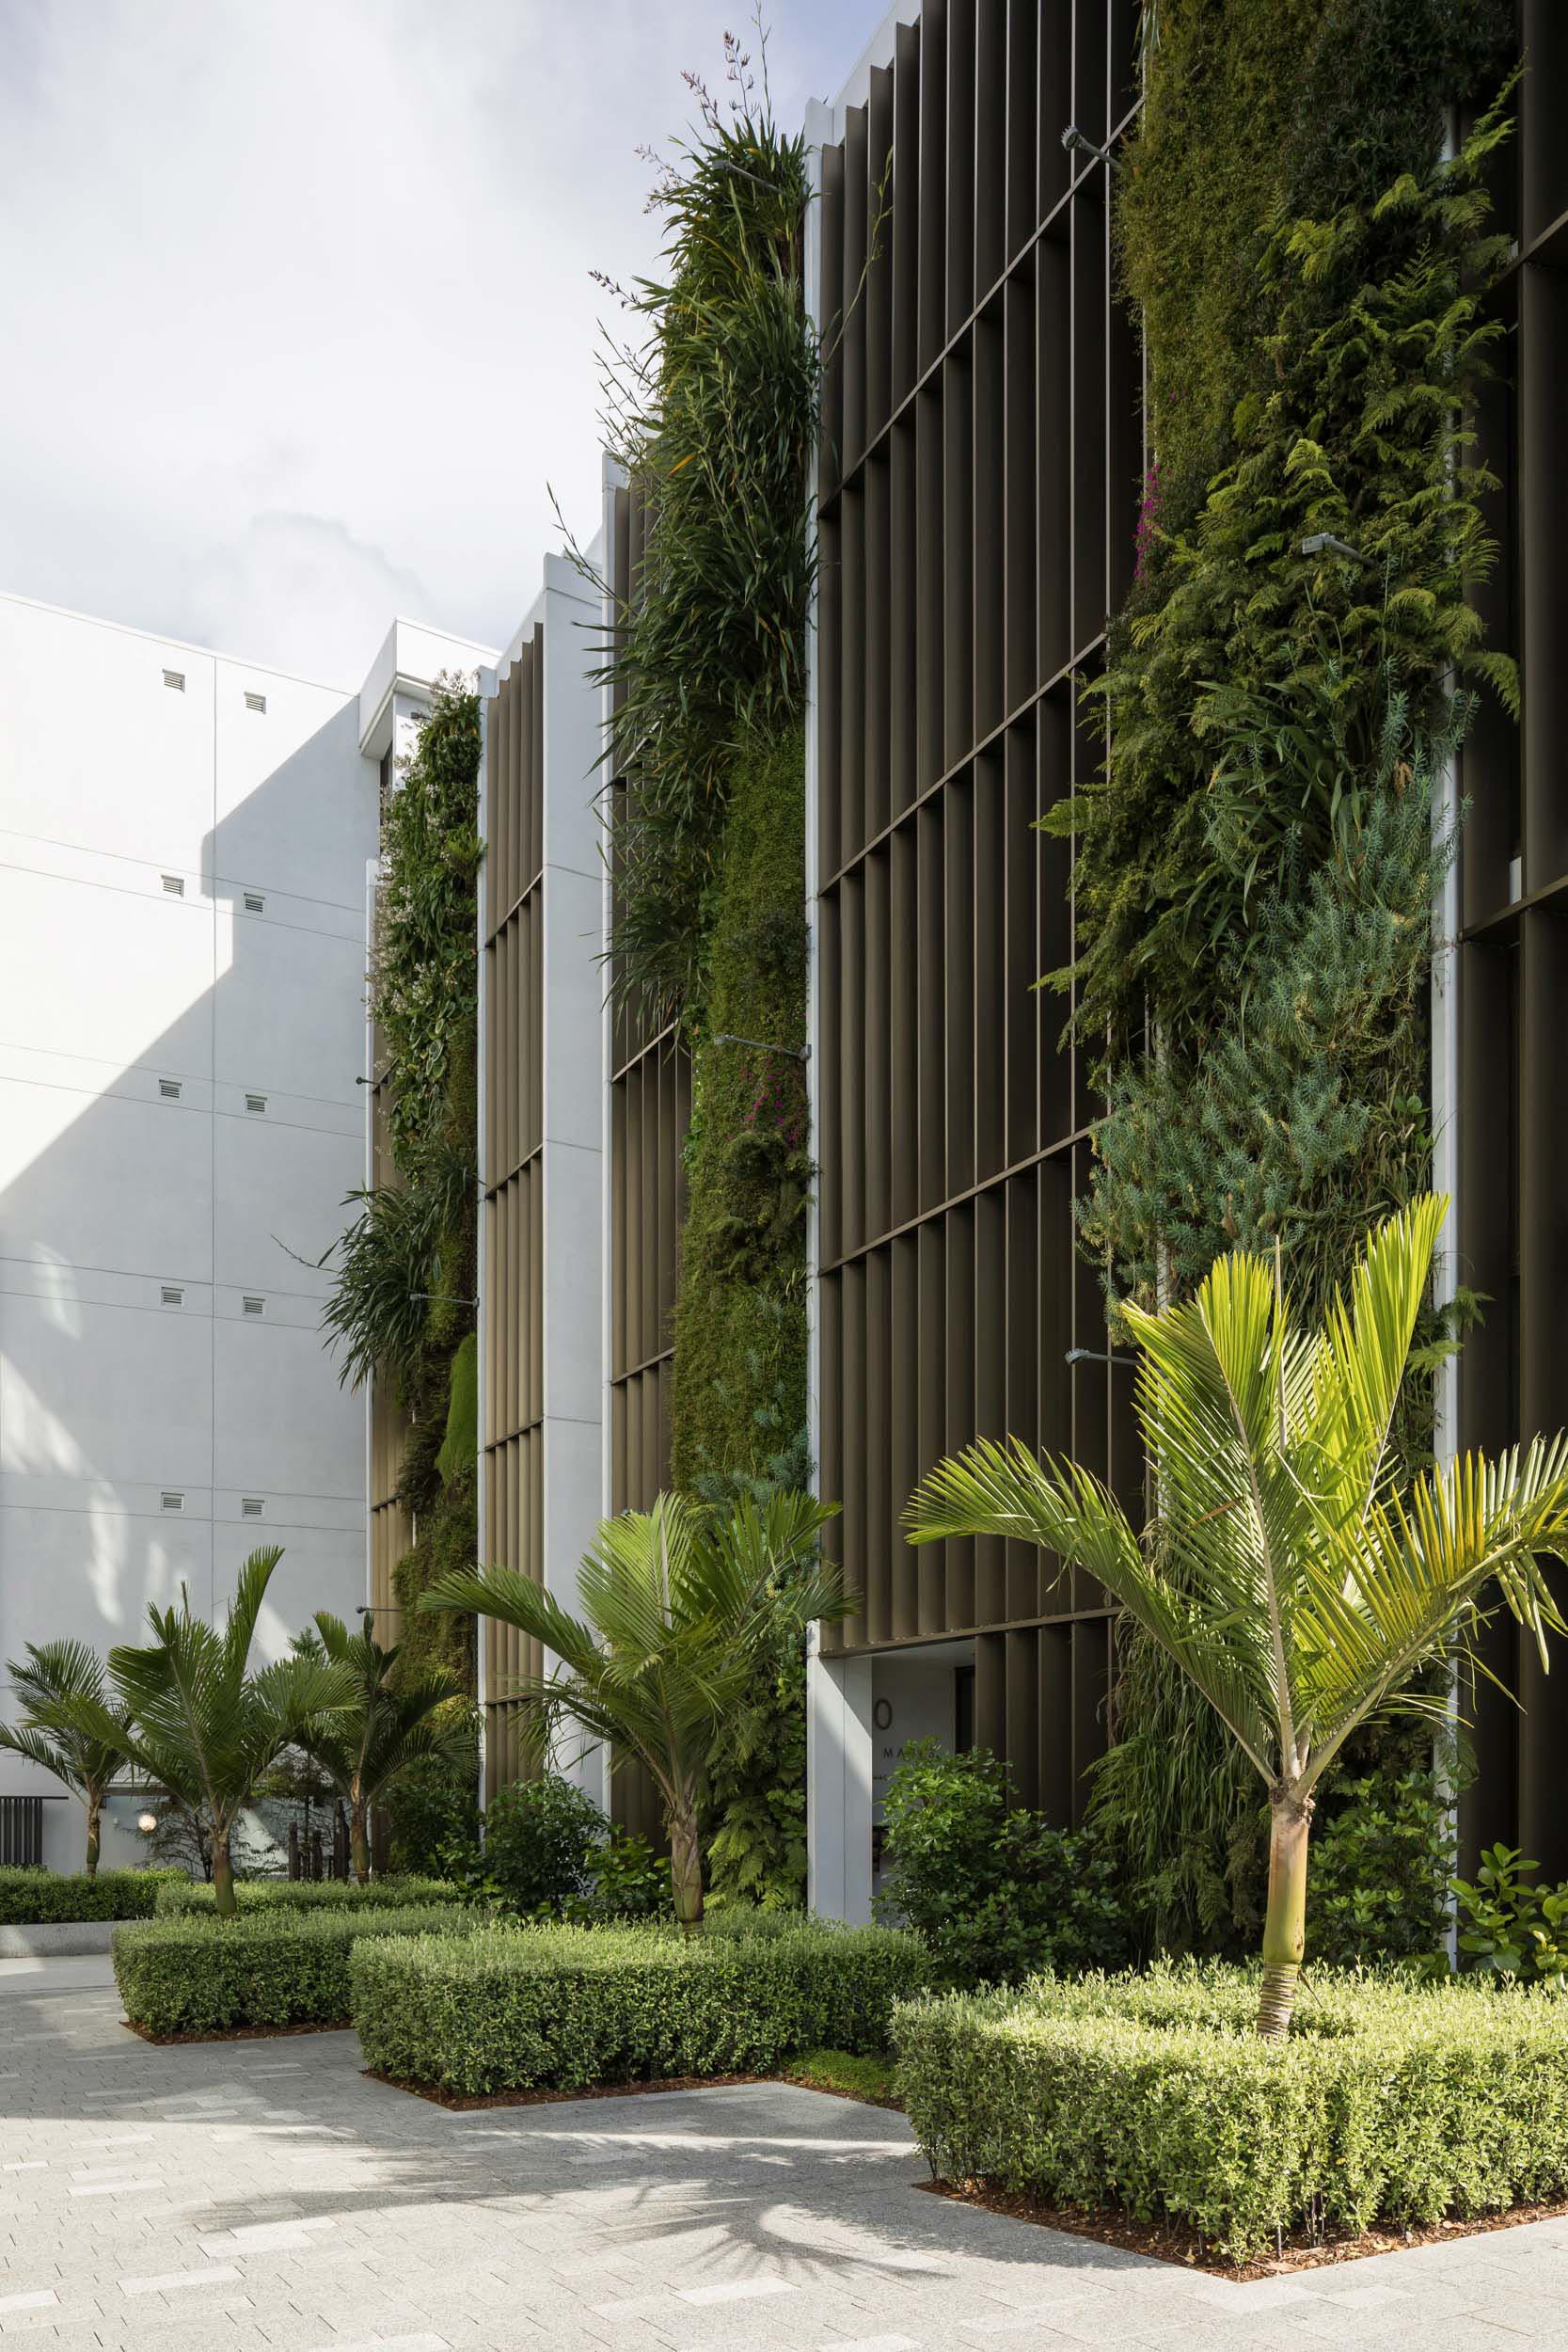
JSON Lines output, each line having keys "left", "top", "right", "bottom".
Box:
{"left": 594, "top": 47, "right": 821, "bottom": 1907}
{"left": 1061, "top": 0, "right": 1517, "bottom": 1949}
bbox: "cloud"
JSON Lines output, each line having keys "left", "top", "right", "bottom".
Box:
{"left": 0, "top": 0, "right": 865, "bottom": 683}
{"left": 191, "top": 512, "right": 432, "bottom": 688}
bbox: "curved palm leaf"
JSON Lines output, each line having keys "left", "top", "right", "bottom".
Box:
{"left": 0, "top": 1638, "right": 131, "bottom": 1875}
{"left": 421, "top": 1486, "right": 847, "bottom": 1924}
{"left": 907, "top": 1197, "right": 1568, "bottom": 2034}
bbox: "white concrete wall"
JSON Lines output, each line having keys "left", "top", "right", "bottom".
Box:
{"left": 0, "top": 590, "right": 377, "bottom": 1870}
{"left": 479, "top": 544, "right": 610, "bottom": 1809}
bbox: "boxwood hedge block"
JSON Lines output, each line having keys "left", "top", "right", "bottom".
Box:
{"left": 0, "top": 1868, "right": 183, "bottom": 1925}
{"left": 113, "top": 1904, "right": 487, "bottom": 2039}
{"left": 352, "top": 1916, "right": 930, "bottom": 2095}
{"left": 893, "top": 1963, "right": 1568, "bottom": 2261}
{"left": 154, "top": 1874, "right": 467, "bottom": 1917}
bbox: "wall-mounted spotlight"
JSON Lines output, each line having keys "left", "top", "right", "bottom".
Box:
{"left": 1061, "top": 124, "right": 1114, "bottom": 166}
{"left": 136, "top": 1811, "right": 158, "bottom": 1836}
{"left": 1300, "top": 532, "right": 1374, "bottom": 565}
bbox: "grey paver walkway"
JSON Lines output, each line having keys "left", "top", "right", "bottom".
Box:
{"left": 6, "top": 1955, "right": 1568, "bottom": 2350}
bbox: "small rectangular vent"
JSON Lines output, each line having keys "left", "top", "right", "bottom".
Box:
{"left": 159, "top": 1077, "right": 182, "bottom": 1101}
{"left": 161, "top": 874, "right": 184, "bottom": 897}
{"left": 160, "top": 1491, "right": 184, "bottom": 1513}
{"left": 244, "top": 691, "right": 266, "bottom": 713}
{"left": 242, "top": 1295, "right": 264, "bottom": 1316}
{"left": 163, "top": 669, "right": 184, "bottom": 691}
{"left": 241, "top": 1497, "right": 264, "bottom": 1518}
{"left": 245, "top": 1092, "right": 267, "bottom": 1115}
{"left": 161, "top": 1285, "right": 184, "bottom": 1308}
{"left": 244, "top": 891, "right": 265, "bottom": 914}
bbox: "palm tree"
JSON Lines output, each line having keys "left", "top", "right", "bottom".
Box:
{"left": 907, "top": 1197, "right": 1568, "bottom": 2039}
{"left": 290, "top": 1611, "right": 467, "bottom": 1883}
{"left": 64, "top": 1548, "right": 354, "bottom": 1916}
{"left": 422, "top": 1489, "right": 849, "bottom": 1929}
{"left": 0, "top": 1642, "right": 130, "bottom": 1878}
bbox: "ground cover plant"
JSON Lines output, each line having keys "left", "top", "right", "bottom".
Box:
{"left": 112, "top": 1903, "right": 490, "bottom": 2040}
{"left": 352, "top": 1915, "right": 927, "bottom": 2097}
{"left": 0, "top": 1867, "right": 182, "bottom": 1925}
{"left": 909, "top": 1200, "right": 1568, "bottom": 2036}
{"left": 894, "top": 1963, "right": 1568, "bottom": 2264}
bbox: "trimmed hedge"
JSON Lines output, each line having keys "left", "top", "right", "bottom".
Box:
{"left": 0, "top": 1868, "right": 183, "bottom": 1925}
{"left": 353, "top": 1915, "right": 930, "bottom": 2095}
{"left": 113, "top": 1904, "right": 488, "bottom": 2039}
{"left": 894, "top": 1963, "right": 1568, "bottom": 2261}
{"left": 154, "top": 1874, "right": 467, "bottom": 1917}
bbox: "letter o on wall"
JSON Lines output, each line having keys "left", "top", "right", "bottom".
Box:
{"left": 873, "top": 1697, "right": 894, "bottom": 1732}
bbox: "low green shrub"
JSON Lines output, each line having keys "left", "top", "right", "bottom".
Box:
{"left": 1453, "top": 1843, "right": 1568, "bottom": 1979}
{"left": 153, "top": 1874, "right": 468, "bottom": 1917}
{"left": 876, "top": 1741, "right": 1134, "bottom": 1985}
{"left": 352, "top": 1915, "right": 930, "bottom": 2095}
{"left": 113, "top": 1904, "right": 488, "bottom": 2038}
{"left": 894, "top": 1963, "right": 1568, "bottom": 2261}
{"left": 0, "top": 1867, "right": 183, "bottom": 1925}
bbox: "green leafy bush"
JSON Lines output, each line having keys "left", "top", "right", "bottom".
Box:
{"left": 1453, "top": 1845, "right": 1568, "bottom": 1980}
{"left": 1308, "top": 1770, "right": 1454, "bottom": 1968}
{"left": 112, "top": 1904, "right": 488, "bottom": 2038}
{"left": 154, "top": 1874, "right": 468, "bottom": 1917}
{"left": 894, "top": 1963, "right": 1568, "bottom": 2261}
{"left": 472, "top": 1776, "right": 607, "bottom": 1915}
{"left": 352, "top": 1915, "right": 930, "bottom": 2096}
{"left": 875, "top": 1741, "right": 1134, "bottom": 1986}
{"left": 0, "top": 1867, "right": 183, "bottom": 1925}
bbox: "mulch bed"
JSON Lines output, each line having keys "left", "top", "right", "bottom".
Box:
{"left": 366, "top": 2064, "right": 901, "bottom": 2113}
{"left": 923, "top": 2176, "right": 1568, "bottom": 2281}
{"left": 364, "top": 2068, "right": 769, "bottom": 2110}
{"left": 124, "top": 2016, "right": 352, "bottom": 2047}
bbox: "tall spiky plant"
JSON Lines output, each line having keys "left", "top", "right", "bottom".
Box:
{"left": 421, "top": 1489, "right": 848, "bottom": 1929}
{"left": 63, "top": 1549, "right": 354, "bottom": 1916}
{"left": 908, "top": 1199, "right": 1568, "bottom": 2038}
{"left": 0, "top": 1642, "right": 130, "bottom": 1878}
{"left": 290, "top": 1611, "right": 466, "bottom": 1883}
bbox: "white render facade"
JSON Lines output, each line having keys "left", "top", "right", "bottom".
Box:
{"left": 0, "top": 590, "right": 482, "bottom": 1870}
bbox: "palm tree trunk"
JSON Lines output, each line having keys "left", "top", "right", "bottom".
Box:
{"left": 669, "top": 1802, "right": 704, "bottom": 1932}
{"left": 212, "top": 1830, "right": 238, "bottom": 1919}
{"left": 1258, "top": 1792, "right": 1311, "bottom": 2040}
{"left": 350, "top": 1795, "right": 371, "bottom": 1885}
{"left": 85, "top": 1794, "right": 102, "bottom": 1882}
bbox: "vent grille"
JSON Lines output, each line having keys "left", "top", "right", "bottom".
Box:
{"left": 244, "top": 691, "right": 266, "bottom": 714}
{"left": 160, "top": 1491, "right": 184, "bottom": 1513}
{"left": 244, "top": 891, "right": 265, "bottom": 914}
{"left": 158, "top": 1077, "right": 182, "bottom": 1101}
{"left": 245, "top": 1092, "right": 267, "bottom": 1115}
{"left": 242, "top": 1295, "right": 264, "bottom": 1317}
{"left": 161, "top": 874, "right": 184, "bottom": 897}
{"left": 160, "top": 1285, "right": 183, "bottom": 1307}
{"left": 241, "top": 1496, "right": 264, "bottom": 1518}
{"left": 163, "top": 669, "right": 184, "bottom": 691}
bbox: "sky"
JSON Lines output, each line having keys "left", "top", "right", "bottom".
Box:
{"left": 0, "top": 0, "right": 872, "bottom": 688}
